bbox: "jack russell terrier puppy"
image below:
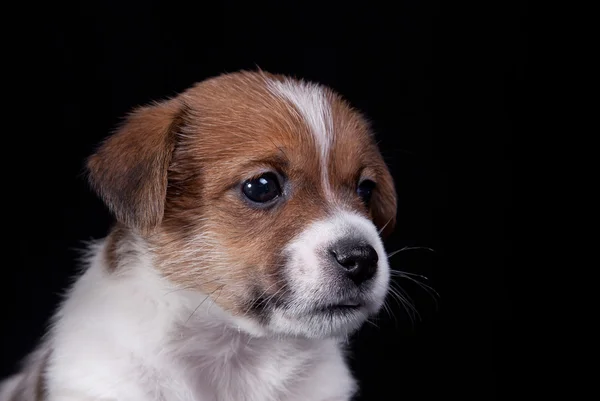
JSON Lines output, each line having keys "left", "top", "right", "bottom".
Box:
{"left": 1, "top": 70, "right": 397, "bottom": 401}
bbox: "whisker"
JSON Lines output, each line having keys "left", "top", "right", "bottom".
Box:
{"left": 388, "top": 246, "right": 436, "bottom": 258}
{"left": 378, "top": 218, "right": 394, "bottom": 235}
{"left": 390, "top": 270, "right": 430, "bottom": 280}
{"left": 206, "top": 285, "right": 226, "bottom": 315}
{"left": 392, "top": 282, "right": 420, "bottom": 317}
{"left": 392, "top": 272, "right": 440, "bottom": 310}
{"left": 244, "top": 281, "right": 285, "bottom": 314}
{"left": 391, "top": 271, "right": 439, "bottom": 296}
{"left": 273, "top": 283, "right": 290, "bottom": 306}
{"left": 387, "top": 283, "right": 420, "bottom": 326}
{"left": 268, "top": 138, "right": 291, "bottom": 164}
{"left": 185, "top": 285, "right": 224, "bottom": 325}
{"left": 261, "top": 282, "right": 289, "bottom": 306}
{"left": 380, "top": 299, "right": 397, "bottom": 328}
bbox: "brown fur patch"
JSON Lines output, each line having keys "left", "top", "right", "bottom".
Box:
{"left": 87, "top": 99, "right": 186, "bottom": 235}
{"left": 104, "top": 224, "right": 135, "bottom": 271}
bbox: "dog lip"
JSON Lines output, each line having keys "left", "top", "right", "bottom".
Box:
{"left": 314, "top": 303, "right": 363, "bottom": 313}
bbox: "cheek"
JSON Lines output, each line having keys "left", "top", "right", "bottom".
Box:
{"left": 208, "top": 192, "right": 329, "bottom": 287}
{"left": 207, "top": 201, "right": 298, "bottom": 283}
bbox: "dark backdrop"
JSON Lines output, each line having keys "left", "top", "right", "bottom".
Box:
{"left": 4, "top": 1, "right": 523, "bottom": 400}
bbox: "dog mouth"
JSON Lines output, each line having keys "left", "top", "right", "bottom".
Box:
{"left": 312, "top": 303, "right": 364, "bottom": 314}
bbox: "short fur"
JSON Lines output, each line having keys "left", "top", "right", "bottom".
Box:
{"left": 1, "top": 71, "right": 397, "bottom": 401}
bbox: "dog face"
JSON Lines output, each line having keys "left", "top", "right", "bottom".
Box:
{"left": 88, "top": 71, "right": 397, "bottom": 338}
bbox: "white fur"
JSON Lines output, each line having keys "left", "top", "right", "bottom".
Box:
{"left": 270, "top": 210, "right": 390, "bottom": 338}
{"left": 267, "top": 78, "right": 335, "bottom": 199}
{"left": 0, "top": 376, "right": 20, "bottom": 399}
{"left": 0, "top": 238, "right": 356, "bottom": 401}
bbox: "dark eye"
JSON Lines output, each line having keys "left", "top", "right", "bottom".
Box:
{"left": 357, "top": 180, "right": 376, "bottom": 205}
{"left": 242, "top": 173, "right": 282, "bottom": 204}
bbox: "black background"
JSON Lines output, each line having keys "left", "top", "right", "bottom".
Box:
{"left": 3, "top": 1, "right": 523, "bottom": 400}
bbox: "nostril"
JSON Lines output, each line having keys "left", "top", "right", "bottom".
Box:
{"left": 330, "top": 250, "right": 357, "bottom": 270}
{"left": 334, "top": 252, "right": 358, "bottom": 269}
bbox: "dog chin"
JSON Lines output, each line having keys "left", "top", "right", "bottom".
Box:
{"left": 222, "top": 299, "right": 376, "bottom": 339}
{"left": 266, "top": 305, "right": 372, "bottom": 338}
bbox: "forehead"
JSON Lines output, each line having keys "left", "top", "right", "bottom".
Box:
{"left": 178, "top": 72, "right": 380, "bottom": 176}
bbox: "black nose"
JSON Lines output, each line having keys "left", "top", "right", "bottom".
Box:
{"left": 329, "top": 240, "right": 379, "bottom": 284}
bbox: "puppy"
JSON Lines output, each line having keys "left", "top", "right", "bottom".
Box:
{"left": 1, "top": 70, "right": 397, "bottom": 401}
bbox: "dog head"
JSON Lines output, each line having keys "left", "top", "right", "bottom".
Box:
{"left": 88, "top": 71, "right": 397, "bottom": 338}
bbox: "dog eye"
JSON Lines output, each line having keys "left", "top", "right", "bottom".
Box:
{"left": 357, "top": 180, "right": 376, "bottom": 205}
{"left": 242, "top": 173, "right": 282, "bottom": 203}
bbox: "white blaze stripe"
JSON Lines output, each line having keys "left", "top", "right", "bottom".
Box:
{"left": 267, "top": 78, "right": 334, "bottom": 199}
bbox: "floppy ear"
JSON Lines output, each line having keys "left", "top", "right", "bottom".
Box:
{"left": 87, "top": 99, "right": 183, "bottom": 235}
{"left": 372, "top": 164, "right": 397, "bottom": 239}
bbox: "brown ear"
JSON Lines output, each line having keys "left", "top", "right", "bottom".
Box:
{"left": 372, "top": 164, "right": 397, "bottom": 239}
{"left": 87, "top": 99, "right": 183, "bottom": 235}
